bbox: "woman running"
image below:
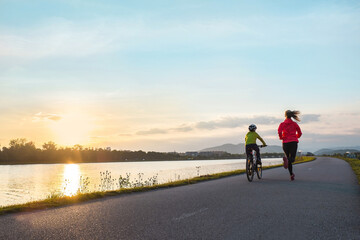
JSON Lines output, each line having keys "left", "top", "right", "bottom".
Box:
{"left": 278, "top": 110, "right": 302, "bottom": 181}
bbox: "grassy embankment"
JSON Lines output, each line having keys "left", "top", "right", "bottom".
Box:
{"left": 0, "top": 156, "right": 315, "bottom": 215}
{"left": 336, "top": 157, "right": 360, "bottom": 184}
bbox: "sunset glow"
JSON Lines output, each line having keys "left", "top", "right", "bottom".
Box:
{"left": 62, "top": 164, "right": 81, "bottom": 196}
{"left": 50, "top": 113, "right": 94, "bottom": 147}
{"left": 0, "top": 0, "right": 359, "bottom": 152}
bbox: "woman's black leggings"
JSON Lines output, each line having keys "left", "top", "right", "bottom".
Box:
{"left": 282, "top": 141, "right": 298, "bottom": 175}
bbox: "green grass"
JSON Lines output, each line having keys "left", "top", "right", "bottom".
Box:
{"left": 336, "top": 157, "right": 360, "bottom": 184}
{"left": 0, "top": 156, "right": 316, "bottom": 215}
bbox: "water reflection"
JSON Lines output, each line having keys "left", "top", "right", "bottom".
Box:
{"left": 62, "top": 164, "right": 81, "bottom": 196}
{"left": 0, "top": 158, "right": 283, "bottom": 206}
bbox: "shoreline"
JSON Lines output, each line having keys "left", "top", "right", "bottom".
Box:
{"left": 0, "top": 157, "right": 316, "bottom": 215}
{"left": 0, "top": 156, "right": 285, "bottom": 166}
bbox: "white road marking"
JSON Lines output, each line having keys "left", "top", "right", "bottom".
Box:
{"left": 172, "top": 208, "right": 209, "bottom": 221}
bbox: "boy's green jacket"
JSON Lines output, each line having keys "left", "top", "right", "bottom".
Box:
{"left": 245, "top": 131, "right": 266, "bottom": 146}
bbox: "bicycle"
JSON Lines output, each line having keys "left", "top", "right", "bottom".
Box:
{"left": 246, "top": 145, "right": 266, "bottom": 182}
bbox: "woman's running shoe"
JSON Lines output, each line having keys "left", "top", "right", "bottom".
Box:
{"left": 291, "top": 174, "right": 295, "bottom": 181}
{"left": 283, "top": 157, "right": 288, "bottom": 169}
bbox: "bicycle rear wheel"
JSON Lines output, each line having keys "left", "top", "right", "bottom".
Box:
{"left": 246, "top": 156, "right": 254, "bottom": 182}
{"left": 256, "top": 162, "right": 262, "bottom": 179}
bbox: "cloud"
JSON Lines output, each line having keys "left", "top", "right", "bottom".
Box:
{"left": 118, "top": 133, "right": 133, "bottom": 137}
{"left": 134, "top": 112, "right": 328, "bottom": 137}
{"left": 195, "top": 116, "right": 282, "bottom": 130}
{"left": 301, "top": 114, "right": 321, "bottom": 123}
{"left": 350, "top": 128, "right": 360, "bottom": 135}
{"left": 170, "top": 125, "right": 193, "bottom": 132}
{"left": 0, "top": 18, "right": 118, "bottom": 58}
{"left": 1, "top": 6, "right": 358, "bottom": 59}
{"left": 135, "top": 116, "right": 283, "bottom": 136}
{"left": 0, "top": 18, "right": 248, "bottom": 58}
{"left": 33, "top": 112, "right": 62, "bottom": 121}
{"left": 136, "top": 128, "right": 168, "bottom": 135}
{"left": 298, "top": 132, "right": 360, "bottom": 151}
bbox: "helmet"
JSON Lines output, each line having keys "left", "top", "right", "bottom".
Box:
{"left": 248, "top": 124, "right": 257, "bottom": 131}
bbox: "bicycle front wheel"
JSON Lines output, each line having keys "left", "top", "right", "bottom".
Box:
{"left": 246, "top": 156, "right": 254, "bottom": 182}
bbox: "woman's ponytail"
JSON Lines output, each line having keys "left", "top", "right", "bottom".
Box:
{"left": 285, "top": 110, "right": 301, "bottom": 122}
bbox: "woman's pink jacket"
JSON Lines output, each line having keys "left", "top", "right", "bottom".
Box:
{"left": 278, "top": 118, "right": 302, "bottom": 143}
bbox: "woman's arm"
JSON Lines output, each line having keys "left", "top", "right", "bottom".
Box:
{"left": 278, "top": 123, "right": 284, "bottom": 140}
{"left": 256, "top": 133, "right": 267, "bottom": 146}
{"left": 296, "top": 123, "right": 302, "bottom": 138}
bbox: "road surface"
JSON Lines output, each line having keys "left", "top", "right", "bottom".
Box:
{"left": 0, "top": 157, "right": 359, "bottom": 239}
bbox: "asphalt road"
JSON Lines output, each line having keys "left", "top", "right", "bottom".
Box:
{"left": 0, "top": 157, "right": 359, "bottom": 240}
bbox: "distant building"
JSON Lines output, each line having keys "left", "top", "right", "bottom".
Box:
{"left": 185, "top": 152, "right": 199, "bottom": 157}
{"left": 185, "top": 151, "right": 228, "bottom": 158}
{"left": 345, "top": 151, "right": 356, "bottom": 158}
{"left": 199, "top": 151, "right": 227, "bottom": 157}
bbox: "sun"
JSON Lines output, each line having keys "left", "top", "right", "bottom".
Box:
{"left": 50, "top": 113, "right": 94, "bottom": 146}
{"left": 62, "top": 164, "right": 81, "bottom": 196}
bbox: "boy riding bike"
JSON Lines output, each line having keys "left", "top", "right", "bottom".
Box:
{"left": 245, "top": 124, "right": 267, "bottom": 164}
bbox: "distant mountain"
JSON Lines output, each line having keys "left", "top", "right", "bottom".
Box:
{"left": 314, "top": 147, "right": 360, "bottom": 155}
{"left": 200, "top": 143, "right": 283, "bottom": 154}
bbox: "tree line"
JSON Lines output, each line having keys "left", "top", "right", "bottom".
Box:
{"left": 0, "top": 138, "right": 283, "bottom": 165}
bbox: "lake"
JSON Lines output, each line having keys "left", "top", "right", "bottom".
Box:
{"left": 0, "top": 158, "right": 282, "bottom": 207}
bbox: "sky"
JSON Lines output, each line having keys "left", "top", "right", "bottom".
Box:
{"left": 0, "top": 0, "right": 359, "bottom": 152}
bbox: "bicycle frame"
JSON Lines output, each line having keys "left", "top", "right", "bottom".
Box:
{"left": 246, "top": 145, "right": 265, "bottom": 182}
